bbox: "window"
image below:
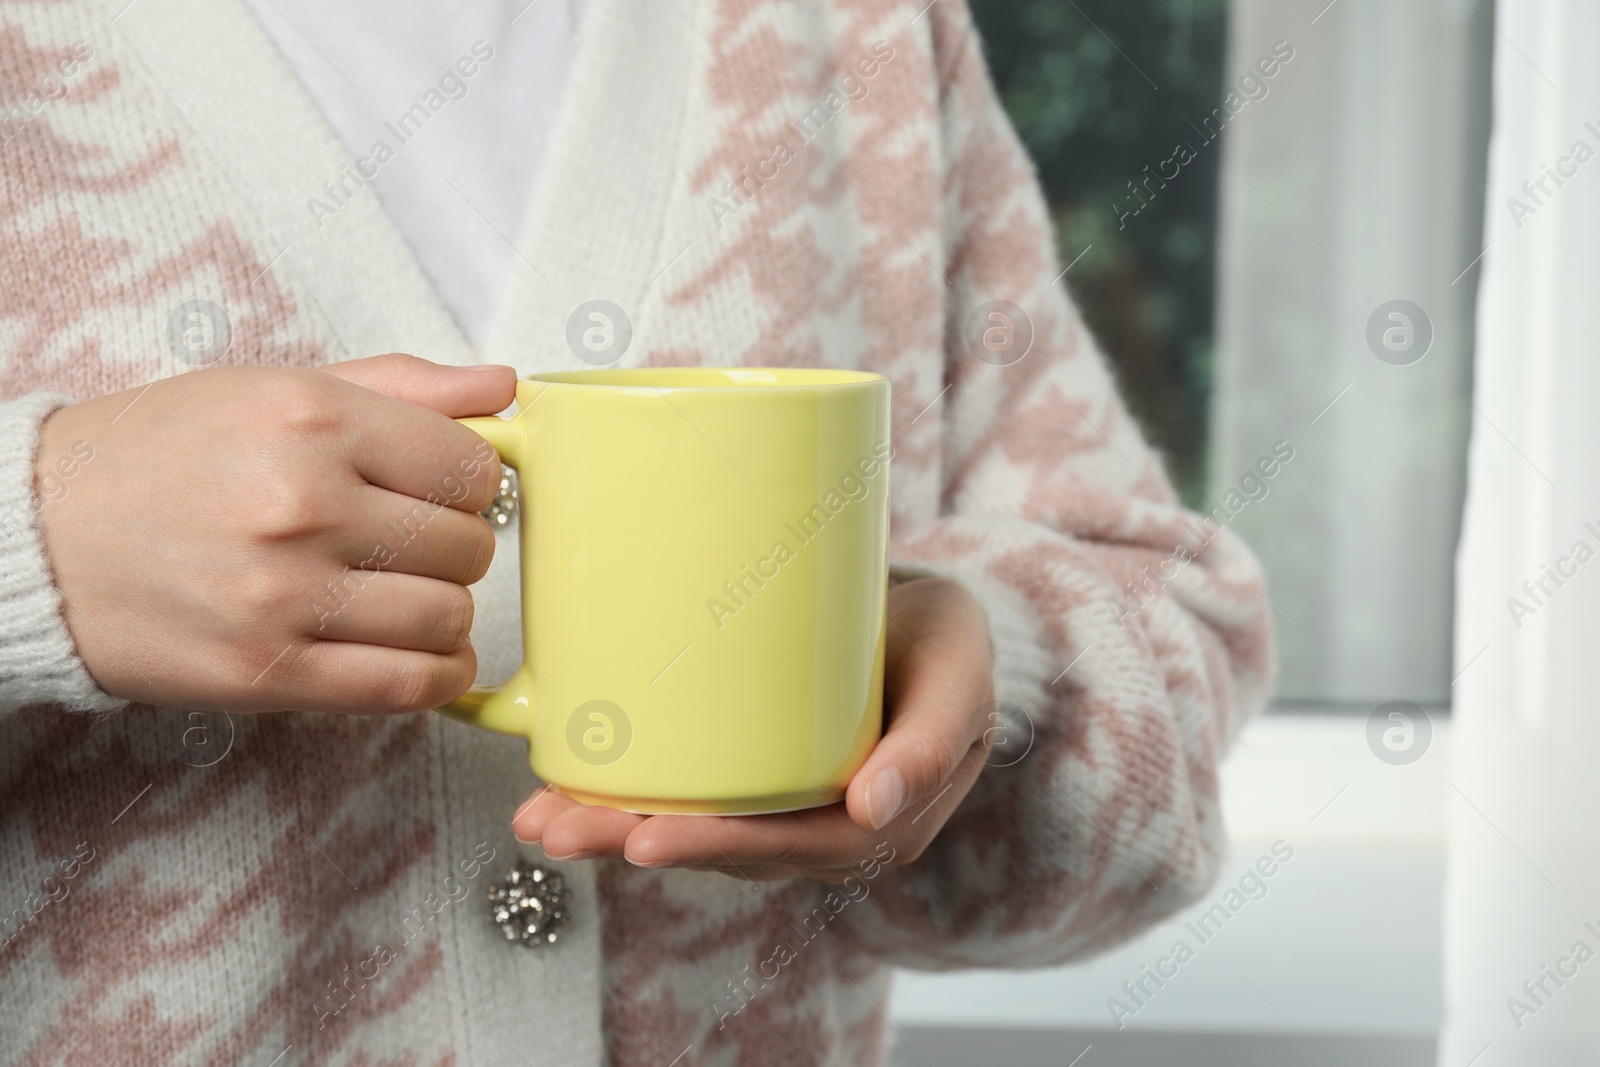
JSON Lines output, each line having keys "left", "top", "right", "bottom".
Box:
{"left": 971, "top": 0, "right": 1492, "bottom": 707}
{"left": 890, "top": 3, "right": 1495, "bottom": 1061}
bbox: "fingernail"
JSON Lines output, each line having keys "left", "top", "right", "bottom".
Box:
{"left": 866, "top": 767, "right": 906, "bottom": 830}
{"left": 543, "top": 850, "right": 591, "bottom": 862}
{"left": 627, "top": 855, "right": 667, "bottom": 868}
{"left": 511, "top": 798, "right": 541, "bottom": 843}
{"left": 462, "top": 363, "right": 516, "bottom": 373}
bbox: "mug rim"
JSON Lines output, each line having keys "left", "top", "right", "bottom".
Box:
{"left": 521, "top": 367, "right": 886, "bottom": 391}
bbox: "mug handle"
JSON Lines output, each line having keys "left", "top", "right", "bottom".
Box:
{"left": 435, "top": 415, "right": 537, "bottom": 737}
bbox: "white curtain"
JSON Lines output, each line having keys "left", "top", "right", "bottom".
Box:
{"left": 1443, "top": 1, "right": 1600, "bottom": 1063}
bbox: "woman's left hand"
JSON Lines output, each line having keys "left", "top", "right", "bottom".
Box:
{"left": 510, "top": 576, "right": 996, "bottom": 882}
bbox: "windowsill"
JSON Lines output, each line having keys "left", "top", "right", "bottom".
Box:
{"left": 889, "top": 711, "right": 1447, "bottom": 1037}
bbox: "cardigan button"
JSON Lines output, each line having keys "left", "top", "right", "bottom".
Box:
{"left": 487, "top": 859, "right": 569, "bottom": 947}
{"left": 480, "top": 467, "right": 518, "bottom": 528}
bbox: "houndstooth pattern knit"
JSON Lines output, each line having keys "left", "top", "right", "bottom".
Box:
{"left": 0, "top": 1, "right": 1275, "bottom": 1065}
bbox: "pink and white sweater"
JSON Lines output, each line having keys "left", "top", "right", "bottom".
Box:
{"left": 0, "top": 1, "right": 1275, "bottom": 1065}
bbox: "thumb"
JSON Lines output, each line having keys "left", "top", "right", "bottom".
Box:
{"left": 844, "top": 668, "right": 990, "bottom": 834}
{"left": 319, "top": 353, "right": 518, "bottom": 417}
{"left": 844, "top": 579, "right": 994, "bottom": 833}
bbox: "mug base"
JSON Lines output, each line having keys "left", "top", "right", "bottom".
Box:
{"left": 549, "top": 783, "right": 845, "bottom": 816}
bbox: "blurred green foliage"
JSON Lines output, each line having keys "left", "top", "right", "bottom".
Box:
{"left": 969, "top": 0, "right": 1227, "bottom": 504}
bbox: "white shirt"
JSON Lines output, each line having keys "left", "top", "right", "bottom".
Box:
{"left": 244, "top": 0, "right": 577, "bottom": 347}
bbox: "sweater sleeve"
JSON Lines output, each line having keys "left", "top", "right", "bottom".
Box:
{"left": 0, "top": 392, "right": 123, "bottom": 715}
{"left": 839, "top": 3, "right": 1276, "bottom": 968}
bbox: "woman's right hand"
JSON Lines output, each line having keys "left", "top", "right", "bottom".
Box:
{"left": 33, "top": 354, "right": 516, "bottom": 714}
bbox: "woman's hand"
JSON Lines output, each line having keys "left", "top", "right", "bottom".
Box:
{"left": 512, "top": 576, "right": 995, "bottom": 882}
{"left": 35, "top": 354, "right": 515, "bottom": 714}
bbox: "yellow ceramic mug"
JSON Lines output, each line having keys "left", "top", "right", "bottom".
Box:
{"left": 439, "top": 368, "right": 891, "bottom": 815}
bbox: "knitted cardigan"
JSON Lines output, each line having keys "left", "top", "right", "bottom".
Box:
{"left": 0, "top": 1, "right": 1275, "bottom": 1065}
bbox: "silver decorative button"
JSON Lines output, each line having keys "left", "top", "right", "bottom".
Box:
{"left": 487, "top": 859, "right": 568, "bottom": 948}
{"left": 480, "top": 467, "right": 518, "bottom": 527}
